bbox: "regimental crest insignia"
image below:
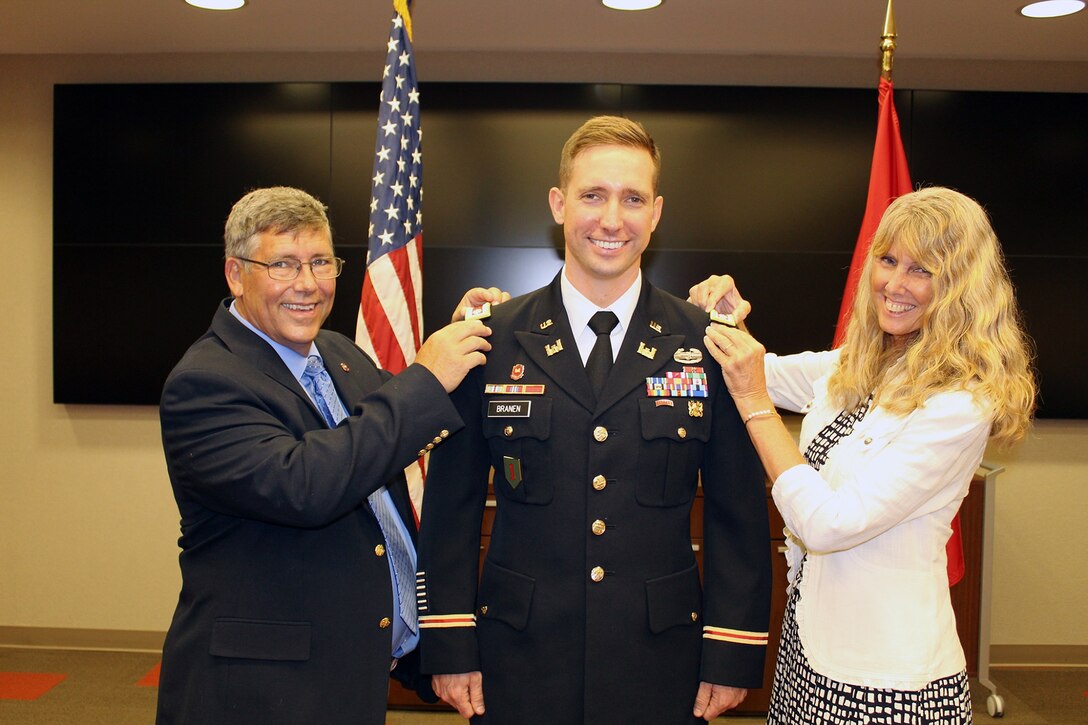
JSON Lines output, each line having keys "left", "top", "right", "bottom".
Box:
{"left": 511, "top": 364, "right": 525, "bottom": 381}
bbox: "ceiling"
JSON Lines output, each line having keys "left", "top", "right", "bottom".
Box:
{"left": 4, "top": 0, "right": 1086, "bottom": 63}
{"left": 2, "top": 0, "right": 1088, "bottom": 90}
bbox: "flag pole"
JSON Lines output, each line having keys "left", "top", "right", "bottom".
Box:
{"left": 880, "top": 0, "right": 897, "bottom": 82}
{"left": 830, "top": 0, "right": 911, "bottom": 349}
{"left": 872, "top": 0, "right": 966, "bottom": 589}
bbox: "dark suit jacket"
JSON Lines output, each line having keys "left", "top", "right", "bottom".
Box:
{"left": 156, "top": 300, "right": 461, "bottom": 725}
{"left": 417, "top": 277, "right": 771, "bottom": 725}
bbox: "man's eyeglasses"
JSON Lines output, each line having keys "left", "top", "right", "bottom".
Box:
{"left": 237, "top": 256, "right": 345, "bottom": 281}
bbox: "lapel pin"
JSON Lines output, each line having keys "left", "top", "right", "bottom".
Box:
{"left": 648, "top": 320, "right": 662, "bottom": 333}
{"left": 340, "top": 362, "right": 351, "bottom": 372}
{"left": 539, "top": 319, "right": 554, "bottom": 330}
{"left": 637, "top": 342, "right": 657, "bottom": 360}
{"left": 545, "top": 339, "right": 564, "bottom": 357}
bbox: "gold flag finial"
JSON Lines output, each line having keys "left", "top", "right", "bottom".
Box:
{"left": 880, "top": 0, "right": 898, "bottom": 81}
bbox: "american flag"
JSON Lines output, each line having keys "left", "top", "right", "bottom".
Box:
{"left": 356, "top": 0, "right": 427, "bottom": 517}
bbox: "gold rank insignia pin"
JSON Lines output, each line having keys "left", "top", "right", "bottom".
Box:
{"left": 648, "top": 320, "right": 662, "bottom": 333}
{"left": 340, "top": 362, "right": 351, "bottom": 372}
{"left": 688, "top": 400, "right": 704, "bottom": 418}
{"left": 539, "top": 319, "right": 554, "bottom": 330}
{"left": 673, "top": 348, "right": 703, "bottom": 364}
{"left": 637, "top": 342, "right": 657, "bottom": 360}
{"left": 464, "top": 302, "right": 492, "bottom": 321}
{"left": 545, "top": 339, "right": 564, "bottom": 357}
{"left": 709, "top": 310, "right": 738, "bottom": 328}
{"left": 511, "top": 363, "right": 525, "bottom": 381}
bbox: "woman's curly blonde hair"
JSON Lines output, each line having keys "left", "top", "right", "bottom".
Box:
{"left": 829, "top": 187, "right": 1036, "bottom": 446}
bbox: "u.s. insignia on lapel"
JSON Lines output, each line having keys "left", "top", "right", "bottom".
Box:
{"left": 648, "top": 320, "right": 662, "bottom": 333}
{"left": 673, "top": 348, "right": 703, "bottom": 364}
{"left": 688, "top": 400, "right": 704, "bottom": 418}
{"left": 637, "top": 342, "right": 657, "bottom": 360}
{"left": 510, "top": 363, "right": 525, "bottom": 381}
{"left": 539, "top": 319, "right": 554, "bottom": 330}
{"left": 545, "top": 340, "right": 564, "bottom": 357}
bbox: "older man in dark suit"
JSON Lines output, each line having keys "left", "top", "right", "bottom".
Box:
{"left": 156, "top": 186, "right": 491, "bottom": 725}
{"left": 417, "top": 117, "right": 772, "bottom": 724}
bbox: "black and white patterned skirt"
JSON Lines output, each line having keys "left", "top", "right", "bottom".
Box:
{"left": 766, "top": 560, "right": 973, "bottom": 724}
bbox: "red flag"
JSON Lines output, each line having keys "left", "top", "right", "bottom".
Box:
{"left": 835, "top": 77, "right": 966, "bottom": 586}
{"left": 355, "top": 0, "right": 427, "bottom": 522}
{"left": 832, "top": 76, "right": 911, "bottom": 347}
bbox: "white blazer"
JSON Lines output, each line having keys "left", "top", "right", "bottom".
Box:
{"left": 766, "top": 349, "right": 991, "bottom": 690}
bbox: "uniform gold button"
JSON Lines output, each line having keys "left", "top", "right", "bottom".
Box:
{"left": 863, "top": 437, "right": 873, "bottom": 445}
{"left": 690, "top": 612, "right": 698, "bottom": 622}
{"left": 593, "top": 426, "right": 608, "bottom": 442}
{"left": 590, "top": 566, "right": 605, "bottom": 582}
{"left": 677, "top": 427, "right": 687, "bottom": 439}
{"left": 433, "top": 436, "right": 443, "bottom": 445}
{"left": 591, "top": 519, "right": 606, "bottom": 536}
{"left": 440, "top": 429, "right": 450, "bottom": 438}
{"left": 379, "top": 617, "right": 392, "bottom": 629}
{"left": 479, "top": 605, "right": 488, "bottom": 616}
{"left": 374, "top": 544, "right": 385, "bottom": 557}
{"left": 417, "top": 450, "right": 426, "bottom": 457}
{"left": 592, "top": 474, "right": 607, "bottom": 491}
{"left": 504, "top": 425, "right": 514, "bottom": 437}
{"left": 425, "top": 442, "right": 435, "bottom": 451}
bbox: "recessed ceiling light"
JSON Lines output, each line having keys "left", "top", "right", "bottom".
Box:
{"left": 1020, "top": 0, "right": 1084, "bottom": 18}
{"left": 185, "top": 0, "right": 246, "bottom": 10}
{"left": 602, "top": 0, "right": 663, "bottom": 10}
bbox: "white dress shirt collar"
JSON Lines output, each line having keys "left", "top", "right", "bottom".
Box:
{"left": 560, "top": 267, "right": 642, "bottom": 364}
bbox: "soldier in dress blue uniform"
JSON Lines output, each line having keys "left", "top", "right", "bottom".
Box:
{"left": 416, "top": 116, "right": 771, "bottom": 724}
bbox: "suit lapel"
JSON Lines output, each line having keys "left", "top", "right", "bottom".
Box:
{"left": 318, "top": 333, "right": 420, "bottom": 535}
{"left": 320, "top": 336, "right": 382, "bottom": 410}
{"left": 216, "top": 300, "right": 420, "bottom": 533}
{"left": 513, "top": 277, "right": 597, "bottom": 414}
{"left": 213, "top": 300, "right": 317, "bottom": 414}
{"left": 596, "top": 282, "right": 687, "bottom": 415}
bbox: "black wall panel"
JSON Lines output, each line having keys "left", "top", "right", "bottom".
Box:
{"left": 53, "top": 83, "right": 1086, "bottom": 415}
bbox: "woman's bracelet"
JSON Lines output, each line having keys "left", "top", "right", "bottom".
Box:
{"left": 743, "top": 408, "right": 779, "bottom": 425}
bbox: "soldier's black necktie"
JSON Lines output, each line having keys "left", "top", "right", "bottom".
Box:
{"left": 585, "top": 311, "right": 619, "bottom": 394}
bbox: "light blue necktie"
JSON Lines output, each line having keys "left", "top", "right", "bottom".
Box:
{"left": 302, "top": 355, "right": 418, "bottom": 633}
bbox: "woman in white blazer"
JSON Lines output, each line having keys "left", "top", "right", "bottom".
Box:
{"left": 690, "top": 187, "right": 1036, "bottom": 724}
